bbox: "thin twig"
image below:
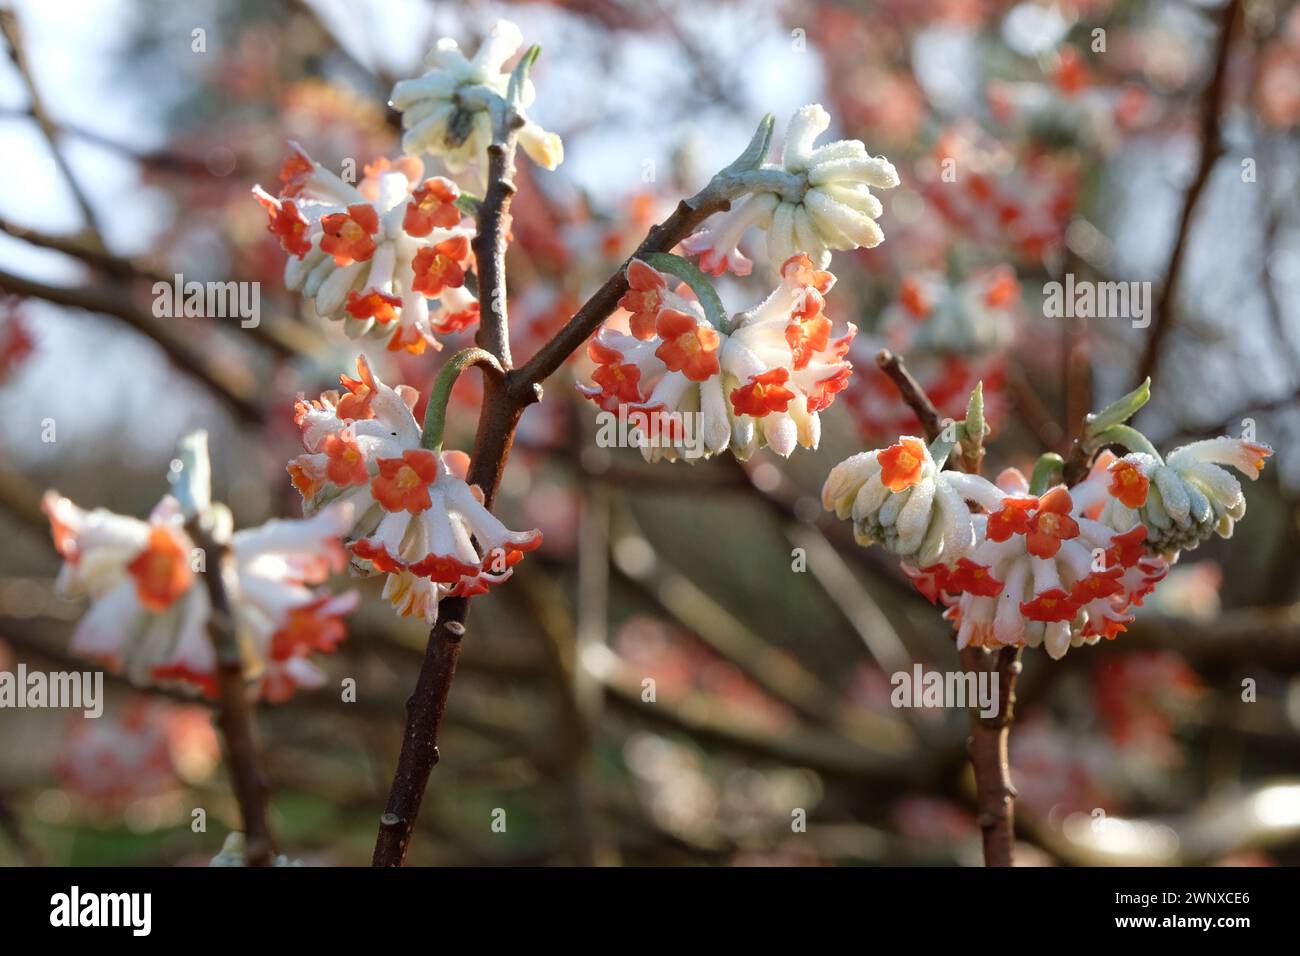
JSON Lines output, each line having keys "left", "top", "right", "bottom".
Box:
{"left": 1134, "top": 0, "right": 1242, "bottom": 387}
{"left": 875, "top": 348, "right": 1022, "bottom": 866}
{"left": 0, "top": 267, "right": 266, "bottom": 423}
{"left": 184, "top": 515, "right": 276, "bottom": 866}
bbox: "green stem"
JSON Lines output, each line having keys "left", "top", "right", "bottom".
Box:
{"left": 1029, "top": 453, "right": 1065, "bottom": 495}
{"left": 1089, "top": 423, "right": 1161, "bottom": 460}
{"left": 419, "top": 347, "right": 504, "bottom": 452}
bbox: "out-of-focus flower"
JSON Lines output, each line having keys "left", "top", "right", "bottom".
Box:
{"left": 0, "top": 298, "right": 34, "bottom": 383}
{"left": 253, "top": 145, "right": 477, "bottom": 354}
{"left": 987, "top": 46, "right": 1146, "bottom": 150}
{"left": 842, "top": 266, "right": 1017, "bottom": 439}
{"left": 390, "top": 20, "right": 563, "bottom": 176}
{"left": 57, "top": 699, "right": 219, "bottom": 806}
{"left": 1097, "top": 438, "right": 1273, "bottom": 557}
{"left": 289, "top": 356, "right": 542, "bottom": 624}
{"left": 922, "top": 124, "right": 1077, "bottom": 262}
{"left": 577, "top": 254, "right": 855, "bottom": 462}
{"left": 821, "top": 436, "right": 1007, "bottom": 566}
{"left": 682, "top": 104, "right": 898, "bottom": 277}
{"left": 43, "top": 484, "right": 356, "bottom": 702}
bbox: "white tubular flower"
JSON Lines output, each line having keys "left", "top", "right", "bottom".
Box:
{"left": 42, "top": 489, "right": 357, "bottom": 702}
{"left": 682, "top": 104, "right": 898, "bottom": 278}
{"left": 577, "top": 254, "right": 855, "bottom": 462}
{"left": 253, "top": 146, "right": 477, "bottom": 354}
{"left": 288, "top": 355, "right": 543, "bottom": 625}
{"left": 1097, "top": 438, "right": 1273, "bottom": 557}
{"left": 390, "top": 20, "right": 563, "bottom": 174}
{"left": 821, "top": 436, "right": 1006, "bottom": 566}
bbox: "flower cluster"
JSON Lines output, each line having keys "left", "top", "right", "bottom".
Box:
{"left": 577, "top": 254, "right": 855, "bottom": 462}
{"left": 1097, "top": 438, "right": 1273, "bottom": 558}
{"left": 682, "top": 104, "right": 898, "bottom": 278}
{"left": 288, "top": 356, "right": 543, "bottom": 624}
{"left": 43, "top": 478, "right": 357, "bottom": 702}
{"left": 253, "top": 145, "right": 479, "bottom": 354}
{"left": 841, "top": 267, "right": 1017, "bottom": 439}
{"left": 825, "top": 438, "right": 1168, "bottom": 659}
{"left": 822, "top": 436, "right": 1005, "bottom": 566}
{"left": 922, "top": 124, "right": 1078, "bottom": 262}
{"left": 389, "top": 19, "right": 563, "bottom": 178}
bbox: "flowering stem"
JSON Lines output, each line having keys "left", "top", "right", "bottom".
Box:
{"left": 419, "top": 347, "right": 505, "bottom": 452}
{"left": 372, "top": 110, "right": 795, "bottom": 866}
{"left": 187, "top": 515, "right": 277, "bottom": 866}
{"left": 172, "top": 431, "right": 276, "bottom": 866}
{"left": 877, "top": 349, "right": 1020, "bottom": 867}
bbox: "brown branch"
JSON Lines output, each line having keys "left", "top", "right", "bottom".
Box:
{"left": 373, "top": 118, "right": 526, "bottom": 867}
{"left": 0, "top": 10, "right": 101, "bottom": 238}
{"left": 875, "top": 348, "right": 942, "bottom": 441}
{"left": 0, "top": 217, "right": 315, "bottom": 360}
{"left": 0, "top": 267, "right": 266, "bottom": 423}
{"left": 184, "top": 515, "right": 276, "bottom": 866}
{"left": 371, "top": 118, "right": 754, "bottom": 865}
{"left": 509, "top": 195, "right": 732, "bottom": 395}
{"left": 958, "top": 644, "right": 1022, "bottom": 867}
{"left": 1134, "top": 0, "right": 1241, "bottom": 387}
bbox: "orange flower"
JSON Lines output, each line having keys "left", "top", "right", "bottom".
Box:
{"left": 619, "top": 259, "right": 668, "bottom": 340}
{"left": 898, "top": 277, "right": 931, "bottom": 319}
{"left": 785, "top": 313, "right": 831, "bottom": 370}
{"left": 288, "top": 456, "right": 325, "bottom": 498}
{"left": 654, "top": 309, "right": 720, "bottom": 381}
{"left": 1025, "top": 486, "right": 1079, "bottom": 558}
{"left": 411, "top": 236, "right": 470, "bottom": 297}
{"left": 908, "top": 563, "right": 951, "bottom": 604}
{"left": 344, "top": 289, "right": 402, "bottom": 324}
{"left": 279, "top": 148, "right": 314, "bottom": 197}
{"left": 430, "top": 302, "right": 480, "bottom": 335}
{"left": 1105, "top": 525, "right": 1148, "bottom": 568}
{"left": 1242, "top": 442, "right": 1273, "bottom": 474}
{"left": 982, "top": 267, "right": 1019, "bottom": 309}
{"left": 320, "top": 204, "right": 379, "bottom": 265}
{"left": 407, "top": 553, "right": 481, "bottom": 584}
{"left": 592, "top": 362, "right": 644, "bottom": 405}
{"left": 403, "top": 177, "right": 462, "bottom": 236}
{"left": 878, "top": 437, "right": 927, "bottom": 492}
{"left": 1069, "top": 567, "right": 1124, "bottom": 604}
{"left": 806, "top": 367, "right": 851, "bottom": 412}
{"left": 359, "top": 157, "right": 423, "bottom": 201}
{"left": 335, "top": 356, "right": 380, "bottom": 420}
{"left": 322, "top": 433, "right": 370, "bottom": 486}
{"left": 945, "top": 557, "right": 1004, "bottom": 597}
{"left": 1053, "top": 47, "right": 1090, "bottom": 96}
{"left": 986, "top": 496, "right": 1038, "bottom": 542}
{"left": 126, "top": 526, "right": 194, "bottom": 612}
{"left": 1108, "top": 459, "right": 1149, "bottom": 508}
{"left": 256, "top": 194, "right": 312, "bottom": 257}
{"left": 371, "top": 449, "right": 441, "bottom": 514}
{"left": 1019, "top": 588, "right": 1077, "bottom": 622}
{"left": 269, "top": 598, "right": 349, "bottom": 662}
{"left": 730, "top": 368, "right": 795, "bottom": 417}
{"left": 386, "top": 323, "right": 433, "bottom": 355}
{"left": 780, "top": 253, "right": 834, "bottom": 294}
